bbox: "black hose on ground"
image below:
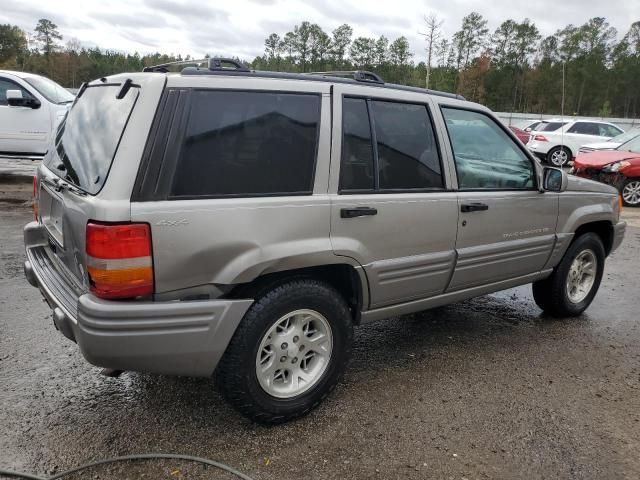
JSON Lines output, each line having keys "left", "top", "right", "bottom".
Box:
{"left": 0, "top": 453, "right": 256, "bottom": 480}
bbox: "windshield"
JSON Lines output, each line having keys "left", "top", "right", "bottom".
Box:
{"left": 24, "top": 76, "right": 75, "bottom": 104}
{"left": 619, "top": 135, "right": 640, "bottom": 154}
{"left": 611, "top": 130, "right": 639, "bottom": 144}
{"left": 44, "top": 84, "right": 139, "bottom": 195}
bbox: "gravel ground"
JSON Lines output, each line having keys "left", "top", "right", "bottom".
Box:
{"left": 1, "top": 183, "right": 639, "bottom": 480}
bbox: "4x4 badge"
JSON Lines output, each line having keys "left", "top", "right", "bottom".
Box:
{"left": 155, "top": 219, "right": 189, "bottom": 226}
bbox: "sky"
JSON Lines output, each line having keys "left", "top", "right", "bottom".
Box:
{"left": 1, "top": 0, "right": 637, "bottom": 63}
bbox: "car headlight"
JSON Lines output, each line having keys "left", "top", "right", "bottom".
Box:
{"left": 602, "top": 161, "right": 631, "bottom": 173}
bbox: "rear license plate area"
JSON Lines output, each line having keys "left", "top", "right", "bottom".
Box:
{"left": 39, "top": 184, "right": 64, "bottom": 247}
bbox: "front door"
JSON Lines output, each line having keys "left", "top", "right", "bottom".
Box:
{"left": 438, "top": 106, "right": 558, "bottom": 291}
{"left": 329, "top": 86, "right": 459, "bottom": 309}
{"left": 0, "top": 77, "right": 49, "bottom": 155}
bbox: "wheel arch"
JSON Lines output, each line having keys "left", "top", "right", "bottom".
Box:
{"left": 227, "top": 263, "right": 368, "bottom": 325}
{"left": 573, "top": 220, "right": 615, "bottom": 256}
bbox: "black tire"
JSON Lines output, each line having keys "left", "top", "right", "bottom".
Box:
{"left": 216, "top": 278, "right": 353, "bottom": 424}
{"left": 546, "top": 146, "right": 571, "bottom": 167}
{"left": 532, "top": 233, "right": 605, "bottom": 317}
{"left": 620, "top": 178, "right": 640, "bottom": 207}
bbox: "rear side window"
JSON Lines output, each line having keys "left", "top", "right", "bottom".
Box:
{"left": 340, "top": 97, "right": 443, "bottom": 192}
{"left": 567, "top": 122, "right": 599, "bottom": 135}
{"left": 45, "top": 84, "right": 139, "bottom": 195}
{"left": 371, "top": 100, "right": 442, "bottom": 190}
{"left": 171, "top": 91, "right": 320, "bottom": 197}
{"left": 341, "top": 98, "right": 375, "bottom": 190}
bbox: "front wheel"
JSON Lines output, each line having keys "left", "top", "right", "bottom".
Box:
{"left": 621, "top": 178, "right": 640, "bottom": 207}
{"left": 532, "top": 233, "right": 605, "bottom": 317}
{"left": 216, "top": 279, "right": 353, "bottom": 423}
{"left": 547, "top": 146, "right": 571, "bottom": 167}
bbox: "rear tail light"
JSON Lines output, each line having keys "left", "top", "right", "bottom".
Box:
{"left": 533, "top": 135, "right": 548, "bottom": 142}
{"left": 32, "top": 175, "right": 38, "bottom": 220}
{"left": 86, "top": 222, "right": 154, "bottom": 299}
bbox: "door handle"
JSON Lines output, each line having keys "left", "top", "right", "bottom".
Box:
{"left": 460, "top": 202, "right": 489, "bottom": 213}
{"left": 341, "top": 207, "right": 378, "bottom": 218}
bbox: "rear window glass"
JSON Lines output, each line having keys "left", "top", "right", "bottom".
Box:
{"left": 539, "top": 121, "right": 566, "bottom": 132}
{"left": 45, "top": 84, "right": 139, "bottom": 195}
{"left": 171, "top": 90, "right": 320, "bottom": 197}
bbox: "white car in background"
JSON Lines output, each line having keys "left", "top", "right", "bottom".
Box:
{"left": 0, "top": 70, "right": 74, "bottom": 158}
{"left": 578, "top": 129, "right": 640, "bottom": 154}
{"left": 527, "top": 119, "right": 624, "bottom": 166}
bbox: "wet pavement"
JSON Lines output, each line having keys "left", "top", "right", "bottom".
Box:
{"left": 1, "top": 183, "right": 639, "bottom": 480}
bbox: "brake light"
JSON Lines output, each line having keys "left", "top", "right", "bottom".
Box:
{"left": 32, "top": 175, "right": 38, "bottom": 220}
{"left": 86, "top": 222, "right": 154, "bottom": 299}
{"left": 533, "top": 135, "right": 548, "bottom": 142}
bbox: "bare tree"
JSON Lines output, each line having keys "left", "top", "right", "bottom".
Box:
{"left": 419, "top": 13, "right": 443, "bottom": 88}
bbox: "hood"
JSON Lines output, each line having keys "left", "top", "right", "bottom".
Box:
{"left": 566, "top": 174, "right": 618, "bottom": 195}
{"left": 574, "top": 150, "right": 640, "bottom": 169}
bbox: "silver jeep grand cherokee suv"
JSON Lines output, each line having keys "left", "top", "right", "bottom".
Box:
{"left": 23, "top": 59, "right": 626, "bottom": 423}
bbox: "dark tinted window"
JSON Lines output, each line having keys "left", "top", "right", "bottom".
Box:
{"left": 44, "top": 85, "right": 139, "bottom": 195}
{"left": 443, "top": 108, "right": 535, "bottom": 190}
{"left": 340, "top": 98, "right": 374, "bottom": 190}
{"left": 371, "top": 100, "right": 442, "bottom": 190}
{"left": 539, "top": 121, "right": 567, "bottom": 132}
{"left": 172, "top": 91, "right": 320, "bottom": 197}
{"left": 567, "top": 122, "right": 599, "bottom": 135}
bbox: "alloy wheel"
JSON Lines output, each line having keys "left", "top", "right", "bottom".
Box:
{"left": 622, "top": 180, "right": 640, "bottom": 206}
{"left": 255, "top": 309, "right": 333, "bottom": 399}
{"left": 566, "top": 249, "right": 597, "bottom": 304}
{"left": 550, "top": 148, "right": 569, "bottom": 167}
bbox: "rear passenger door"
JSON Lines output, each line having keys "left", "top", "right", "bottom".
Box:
{"left": 438, "top": 106, "right": 558, "bottom": 291}
{"left": 565, "top": 122, "right": 603, "bottom": 152}
{"left": 329, "top": 86, "right": 459, "bottom": 309}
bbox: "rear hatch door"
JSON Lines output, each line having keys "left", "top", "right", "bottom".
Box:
{"left": 35, "top": 76, "right": 159, "bottom": 288}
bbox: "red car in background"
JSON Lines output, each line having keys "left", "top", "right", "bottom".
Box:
{"left": 509, "top": 126, "right": 530, "bottom": 144}
{"left": 573, "top": 134, "right": 640, "bottom": 207}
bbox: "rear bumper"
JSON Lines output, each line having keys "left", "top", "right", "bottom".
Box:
{"left": 24, "top": 221, "right": 253, "bottom": 377}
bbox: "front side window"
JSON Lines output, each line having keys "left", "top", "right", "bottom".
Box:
{"left": 171, "top": 91, "right": 320, "bottom": 197}
{"left": 0, "top": 78, "right": 34, "bottom": 106}
{"left": 340, "top": 97, "right": 443, "bottom": 192}
{"left": 442, "top": 107, "right": 535, "bottom": 190}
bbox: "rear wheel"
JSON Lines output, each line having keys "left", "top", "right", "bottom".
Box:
{"left": 621, "top": 178, "right": 640, "bottom": 207}
{"left": 217, "top": 279, "right": 353, "bottom": 424}
{"left": 532, "top": 233, "right": 605, "bottom": 317}
{"left": 547, "top": 146, "right": 571, "bottom": 167}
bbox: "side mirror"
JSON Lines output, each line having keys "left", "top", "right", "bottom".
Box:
{"left": 543, "top": 167, "right": 567, "bottom": 192}
{"left": 7, "top": 89, "right": 41, "bottom": 109}
{"left": 524, "top": 127, "right": 532, "bottom": 132}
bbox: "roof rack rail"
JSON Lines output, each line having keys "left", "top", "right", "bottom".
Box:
{"left": 307, "top": 70, "right": 384, "bottom": 84}
{"left": 143, "top": 58, "right": 208, "bottom": 73}
{"left": 208, "top": 58, "right": 250, "bottom": 72}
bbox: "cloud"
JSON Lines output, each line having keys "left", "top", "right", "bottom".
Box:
{"left": 0, "top": 0, "right": 635, "bottom": 62}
